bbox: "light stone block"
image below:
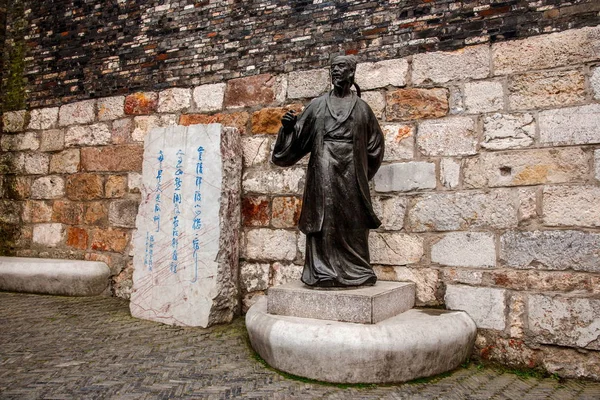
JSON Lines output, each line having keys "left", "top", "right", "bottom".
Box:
{"left": 361, "top": 91, "right": 385, "bottom": 119}
{"left": 464, "top": 81, "right": 504, "bottom": 113}
{"left": 592, "top": 67, "right": 600, "bottom": 100}
{"left": 382, "top": 124, "right": 414, "bottom": 161}
{"left": 539, "top": 104, "right": 600, "bottom": 146}
{"left": 445, "top": 284, "right": 506, "bottom": 330}
{"left": 518, "top": 188, "right": 538, "bottom": 222}
{"left": 595, "top": 150, "right": 600, "bottom": 181}
{"left": 33, "top": 223, "right": 64, "bottom": 247}
{"left": 132, "top": 115, "right": 178, "bottom": 142}
{"left": 65, "top": 124, "right": 111, "bottom": 147}
{"left": 431, "top": 232, "right": 496, "bottom": 268}
{"left": 0, "top": 132, "right": 39, "bottom": 151}
{"left": 369, "top": 232, "right": 424, "bottom": 265}
{"left": 193, "top": 83, "right": 226, "bottom": 112}
{"left": 242, "top": 168, "right": 305, "bottom": 194}
{"left": 28, "top": 107, "right": 59, "bottom": 130}
{"left": 500, "top": 230, "right": 600, "bottom": 273}
{"left": 528, "top": 294, "right": 600, "bottom": 350}
{"left": 268, "top": 280, "right": 416, "bottom": 324}
{"left": 59, "top": 100, "right": 96, "bottom": 126}
{"left": 97, "top": 96, "right": 125, "bottom": 121}
{"left": 23, "top": 153, "right": 50, "bottom": 175}
{"left": 31, "top": 176, "right": 65, "bottom": 199}
{"left": 127, "top": 172, "right": 142, "bottom": 192}
{"left": 271, "top": 262, "right": 303, "bottom": 286}
{"left": 408, "top": 189, "right": 518, "bottom": 232}
{"left": 39, "top": 129, "right": 65, "bottom": 152}
{"left": 508, "top": 69, "right": 586, "bottom": 110}
{"left": 463, "top": 148, "right": 589, "bottom": 188}
{"left": 417, "top": 117, "right": 477, "bottom": 156}
{"left": 373, "top": 266, "right": 439, "bottom": 305}
{"left": 355, "top": 58, "right": 408, "bottom": 90}
{"left": 242, "top": 136, "right": 271, "bottom": 167}
{"left": 412, "top": 45, "right": 490, "bottom": 85}
{"left": 130, "top": 124, "right": 241, "bottom": 328}
{"left": 158, "top": 88, "right": 192, "bottom": 113}
{"left": 371, "top": 196, "right": 407, "bottom": 230}
{"left": 287, "top": 68, "right": 330, "bottom": 99}
{"left": 240, "top": 262, "right": 270, "bottom": 293}
{"left": 492, "top": 26, "right": 600, "bottom": 75}
{"left": 440, "top": 158, "right": 460, "bottom": 189}
{"left": 373, "top": 161, "right": 436, "bottom": 192}
{"left": 244, "top": 229, "right": 297, "bottom": 261}
{"left": 543, "top": 185, "right": 600, "bottom": 227}
{"left": 482, "top": 113, "right": 535, "bottom": 150}
{"left": 2, "top": 110, "right": 28, "bottom": 132}
{"left": 50, "top": 149, "right": 80, "bottom": 174}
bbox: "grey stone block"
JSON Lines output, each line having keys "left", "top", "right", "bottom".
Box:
{"left": 267, "top": 280, "right": 415, "bottom": 324}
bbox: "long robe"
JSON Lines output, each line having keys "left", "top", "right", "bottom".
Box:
{"left": 272, "top": 91, "right": 384, "bottom": 287}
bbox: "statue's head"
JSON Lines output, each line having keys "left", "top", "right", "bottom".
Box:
{"left": 331, "top": 55, "right": 357, "bottom": 89}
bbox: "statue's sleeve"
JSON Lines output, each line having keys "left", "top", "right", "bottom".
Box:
{"left": 366, "top": 108, "right": 384, "bottom": 180}
{"left": 272, "top": 101, "right": 316, "bottom": 167}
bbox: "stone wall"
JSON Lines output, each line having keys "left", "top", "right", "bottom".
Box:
{"left": 1, "top": 0, "right": 600, "bottom": 110}
{"left": 1, "top": 17, "right": 600, "bottom": 379}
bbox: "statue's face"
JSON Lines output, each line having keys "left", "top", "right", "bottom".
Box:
{"left": 331, "top": 60, "right": 355, "bottom": 88}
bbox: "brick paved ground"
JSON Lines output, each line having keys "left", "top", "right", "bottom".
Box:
{"left": 1, "top": 292, "right": 599, "bottom": 400}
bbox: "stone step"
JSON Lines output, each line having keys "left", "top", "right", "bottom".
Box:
{"left": 267, "top": 280, "right": 415, "bottom": 324}
{"left": 0, "top": 256, "right": 110, "bottom": 296}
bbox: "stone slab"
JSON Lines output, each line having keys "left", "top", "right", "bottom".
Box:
{"left": 267, "top": 280, "right": 415, "bottom": 324}
{"left": 130, "top": 124, "right": 241, "bottom": 328}
{"left": 247, "top": 296, "right": 476, "bottom": 383}
{"left": 0, "top": 256, "right": 110, "bottom": 296}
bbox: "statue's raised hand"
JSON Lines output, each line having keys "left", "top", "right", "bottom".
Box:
{"left": 281, "top": 110, "right": 297, "bottom": 132}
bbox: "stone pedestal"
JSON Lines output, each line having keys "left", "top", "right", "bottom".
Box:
{"left": 246, "top": 280, "right": 477, "bottom": 383}
{"left": 130, "top": 124, "right": 241, "bottom": 328}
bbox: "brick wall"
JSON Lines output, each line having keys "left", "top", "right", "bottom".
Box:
{"left": 1, "top": 0, "right": 600, "bottom": 110}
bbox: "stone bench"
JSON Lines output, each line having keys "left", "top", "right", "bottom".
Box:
{"left": 0, "top": 257, "right": 111, "bottom": 296}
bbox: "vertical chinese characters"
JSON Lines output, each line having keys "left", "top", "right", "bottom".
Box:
{"left": 145, "top": 150, "right": 164, "bottom": 271}
{"left": 191, "top": 146, "right": 204, "bottom": 283}
{"left": 171, "top": 150, "right": 184, "bottom": 273}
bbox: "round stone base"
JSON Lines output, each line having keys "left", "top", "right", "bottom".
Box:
{"left": 246, "top": 297, "right": 477, "bottom": 384}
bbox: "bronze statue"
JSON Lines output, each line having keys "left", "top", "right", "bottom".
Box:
{"left": 272, "top": 56, "right": 384, "bottom": 287}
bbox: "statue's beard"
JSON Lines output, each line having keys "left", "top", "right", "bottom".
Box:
{"left": 332, "top": 75, "right": 352, "bottom": 88}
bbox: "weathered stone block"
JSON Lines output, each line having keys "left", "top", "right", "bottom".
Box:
{"left": 39, "top": 129, "right": 65, "bottom": 152}
{"left": 543, "top": 185, "right": 600, "bottom": 227}
{"left": 66, "top": 173, "right": 103, "bottom": 201}
{"left": 431, "top": 232, "right": 496, "bottom": 268}
{"left": 84, "top": 202, "right": 107, "bottom": 225}
{"left": 23, "top": 153, "right": 50, "bottom": 175}
{"left": 0, "top": 132, "right": 39, "bottom": 151}
{"left": 440, "top": 158, "right": 460, "bottom": 189}
{"left": 59, "top": 100, "right": 96, "bottom": 126}
{"left": 528, "top": 294, "right": 600, "bottom": 350}
{"left": 508, "top": 69, "right": 586, "bottom": 110}
{"left": 66, "top": 227, "right": 89, "bottom": 250}
{"left": 97, "top": 96, "right": 125, "bottom": 121}
{"left": 2, "top": 110, "right": 28, "bottom": 132}
{"left": 501, "top": 230, "right": 600, "bottom": 273}
{"left": 31, "top": 176, "right": 65, "bottom": 199}
{"left": 131, "top": 115, "right": 177, "bottom": 142}
{"left": 33, "top": 223, "right": 64, "bottom": 247}
{"left": 244, "top": 228, "right": 297, "bottom": 261}
{"left": 108, "top": 199, "right": 139, "bottom": 228}
{"left": 417, "top": 117, "right": 477, "bottom": 156}
{"left": 81, "top": 145, "right": 143, "bottom": 172}
{"left": 131, "top": 124, "right": 241, "bottom": 327}
{"left": 242, "top": 196, "right": 270, "bottom": 227}
{"left": 124, "top": 92, "right": 158, "bottom": 115}
{"left": 2, "top": 175, "right": 31, "bottom": 199}
{"left": 127, "top": 172, "right": 142, "bottom": 193}
{"left": 596, "top": 150, "right": 600, "bottom": 181}
{"left": 0, "top": 200, "right": 21, "bottom": 224}
{"left": 251, "top": 104, "right": 303, "bottom": 134}
{"left": 29, "top": 107, "right": 59, "bottom": 130}
{"left": 441, "top": 268, "right": 484, "bottom": 286}
{"left": 242, "top": 136, "right": 271, "bottom": 167}
{"left": 412, "top": 45, "right": 490, "bottom": 85}
{"left": 408, "top": 190, "right": 518, "bottom": 232}
{"left": 361, "top": 91, "right": 386, "bottom": 119}
{"left": 374, "top": 266, "right": 439, "bottom": 305}
{"left": 386, "top": 88, "right": 448, "bottom": 121}
{"left": 111, "top": 118, "right": 133, "bottom": 144}
{"left": 287, "top": 69, "right": 330, "bottom": 99}
{"left": 592, "top": 67, "right": 600, "bottom": 101}
{"left": 482, "top": 113, "right": 535, "bottom": 150}
{"left": 371, "top": 196, "right": 407, "bottom": 231}
{"left": 105, "top": 175, "right": 127, "bottom": 198}
{"left": 373, "top": 162, "right": 436, "bottom": 192}
{"left": 52, "top": 200, "right": 84, "bottom": 225}
{"left": 492, "top": 26, "right": 600, "bottom": 75}
{"left": 271, "top": 262, "right": 303, "bottom": 286}
{"left": 445, "top": 284, "right": 506, "bottom": 330}
{"left": 179, "top": 112, "right": 249, "bottom": 134}
{"left": 240, "top": 262, "right": 270, "bottom": 293}
{"left": 65, "top": 123, "right": 111, "bottom": 147}
{"left": 355, "top": 58, "right": 408, "bottom": 90}
{"left": 464, "top": 81, "right": 504, "bottom": 113}
{"left": 91, "top": 227, "right": 129, "bottom": 252}
{"left": 382, "top": 124, "right": 414, "bottom": 161}
{"left": 224, "top": 74, "right": 284, "bottom": 108}
{"left": 463, "top": 148, "right": 589, "bottom": 188}
{"left": 158, "top": 88, "right": 192, "bottom": 113}
{"left": 193, "top": 83, "right": 226, "bottom": 112}
{"left": 22, "top": 200, "right": 53, "bottom": 223}
{"left": 369, "top": 232, "right": 424, "bottom": 265}
{"left": 518, "top": 188, "right": 538, "bottom": 223}
{"left": 49, "top": 149, "right": 80, "bottom": 174}
{"left": 539, "top": 104, "right": 600, "bottom": 146}
{"left": 242, "top": 168, "right": 304, "bottom": 194}
{"left": 271, "top": 196, "right": 302, "bottom": 228}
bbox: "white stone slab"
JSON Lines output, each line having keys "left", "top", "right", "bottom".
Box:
{"left": 130, "top": 124, "right": 241, "bottom": 327}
